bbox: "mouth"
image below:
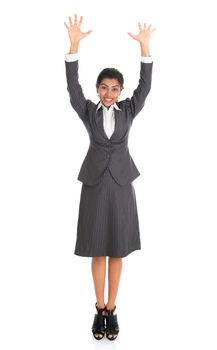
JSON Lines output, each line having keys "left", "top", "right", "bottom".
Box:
{"left": 104, "top": 98, "right": 113, "bottom": 103}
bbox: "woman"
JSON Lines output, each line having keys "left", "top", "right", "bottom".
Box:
{"left": 64, "top": 14, "right": 155, "bottom": 341}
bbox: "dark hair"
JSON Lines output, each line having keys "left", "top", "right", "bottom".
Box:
{"left": 96, "top": 68, "right": 124, "bottom": 89}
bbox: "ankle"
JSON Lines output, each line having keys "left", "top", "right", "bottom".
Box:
{"left": 106, "top": 304, "right": 116, "bottom": 311}
{"left": 96, "top": 302, "right": 106, "bottom": 309}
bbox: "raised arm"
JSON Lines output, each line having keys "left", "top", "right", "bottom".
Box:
{"left": 127, "top": 22, "right": 156, "bottom": 118}
{"left": 64, "top": 14, "right": 93, "bottom": 120}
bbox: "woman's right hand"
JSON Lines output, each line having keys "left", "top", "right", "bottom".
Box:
{"left": 64, "top": 14, "right": 93, "bottom": 47}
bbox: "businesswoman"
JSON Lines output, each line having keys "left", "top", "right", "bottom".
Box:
{"left": 64, "top": 14, "right": 155, "bottom": 341}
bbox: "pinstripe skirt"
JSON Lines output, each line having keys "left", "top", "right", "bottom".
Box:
{"left": 74, "top": 167, "right": 141, "bottom": 258}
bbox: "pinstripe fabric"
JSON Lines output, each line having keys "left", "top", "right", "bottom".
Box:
{"left": 65, "top": 59, "right": 153, "bottom": 186}
{"left": 74, "top": 167, "right": 141, "bottom": 258}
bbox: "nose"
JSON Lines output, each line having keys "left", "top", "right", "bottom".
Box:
{"left": 105, "top": 88, "right": 113, "bottom": 98}
{"left": 105, "top": 92, "right": 112, "bottom": 99}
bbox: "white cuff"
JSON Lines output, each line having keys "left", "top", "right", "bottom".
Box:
{"left": 65, "top": 53, "right": 78, "bottom": 62}
{"left": 141, "top": 56, "right": 153, "bottom": 63}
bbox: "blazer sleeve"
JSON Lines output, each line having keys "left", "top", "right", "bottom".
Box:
{"left": 127, "top": 62, "right": 153, "bottom": 120}
{"left": 65, "top": 59, "right": 88, "bottom": 121}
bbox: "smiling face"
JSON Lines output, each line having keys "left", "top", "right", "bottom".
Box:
{"left": 97, "top": 78, "right": 122, "bottom": 108}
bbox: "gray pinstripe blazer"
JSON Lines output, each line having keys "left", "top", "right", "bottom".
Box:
{"left": 65, "top": 59, "right": 153, "bottom": 186}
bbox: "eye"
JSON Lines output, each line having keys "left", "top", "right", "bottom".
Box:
{"left": 112, "top": 87, "right": 119, "bottom": 93}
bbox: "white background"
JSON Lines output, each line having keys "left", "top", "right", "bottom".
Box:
{"left": 0, "top": 0, "right": 217, "bottom": 349}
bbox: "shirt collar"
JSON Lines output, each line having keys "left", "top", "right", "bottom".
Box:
{"left": 96, "top": 101, "right": 122, "bottom": 112}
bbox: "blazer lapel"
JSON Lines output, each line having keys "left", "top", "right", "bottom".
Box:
{"left": 95, "top": 107, "right": 108, "bottom": 139}
{"left": 110, "top": 109, "right": 121, "bottom": 140}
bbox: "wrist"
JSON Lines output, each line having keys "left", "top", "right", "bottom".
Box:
{"left": 140, "top": 42, "right": 150, "bottom": 56}
{"left": 69, "top": 42, "right": 79, "bottom": 54}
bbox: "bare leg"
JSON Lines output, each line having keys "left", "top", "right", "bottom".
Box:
{"left": 106, "top": 257, "right": 123, "bottom": 339}
{"left": 107, "top": 257, "right": 122, "bottom": 309}
{"left": 91, "top": 256, "right": 107, "bottom": 338}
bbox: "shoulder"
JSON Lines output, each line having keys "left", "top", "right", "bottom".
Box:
{"left": 86, "top": 99, "right": 97, "bottom": 111}
{"left": 116, "top": 99, "right": 131, "bottom": 110}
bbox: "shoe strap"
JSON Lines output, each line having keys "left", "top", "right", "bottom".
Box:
{"left": 105, "top": 305, "right": 116, "bottom": 315}
{"left": 95, "top": 302, "right": 106, "bottom": 313}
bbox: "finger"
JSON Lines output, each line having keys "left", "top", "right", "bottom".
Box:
{"left": 74, "top": 13, "right": 77, "bottom": 24}
{"left": 143, "top": 22, "right": 147, "bottom": 29}
{"left": 69, "top": 16, "right": 72, "bottom": 26}
{"left": 64, "top": 22, "right": 69, "bottom": 30}
{"left": 151, "top": 27, "right": 157, "bottom": 32}
{"left": 138, "top": 22, "right": 142, "bottom": 31}
{"left": 127, "top": 32, "right": 135, "bottom": 39}
{"left": 147, "top": 24, "right": 152, "bottom": 30}
{"left": 84, "top": 29, "right": 93, "bottom": 36}
{"left": 78, "top": 15, "right": 83, "bottom": 27}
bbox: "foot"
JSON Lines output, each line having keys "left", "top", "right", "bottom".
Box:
{"left": 105, "top": 305, "right": 119, "bottom": 340}
{"left": 92, "top": 303, "right": 107, "bottom": 340}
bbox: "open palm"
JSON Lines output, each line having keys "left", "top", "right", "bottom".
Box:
{"left": 128, "top": 22, "right": 156, "bottom": 44}
{"left": 64, "top": 14, "right": 93, "bottom": 44}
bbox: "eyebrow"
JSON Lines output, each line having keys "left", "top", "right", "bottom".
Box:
{"left": 100, "top": 83, "right": 120, "bottom": 88}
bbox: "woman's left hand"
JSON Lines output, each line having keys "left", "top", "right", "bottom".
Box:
{"left": 127, "top": 22, "right": 156, "bottom": 45}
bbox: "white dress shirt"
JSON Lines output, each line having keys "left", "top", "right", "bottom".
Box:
{"left": 96, "top": 102, "right": 121, "bottom": 139}
{"left": 65, "top": 53, "right": 153, "bottom": 139}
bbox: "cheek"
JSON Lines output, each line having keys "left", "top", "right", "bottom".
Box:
{"left": 98, "top": 90, "right": 104, "bottom": 97}
{"left": 114, "top": 93, "right": 121, "bottom": 101}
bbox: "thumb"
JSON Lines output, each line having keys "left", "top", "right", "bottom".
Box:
{"left": 127, "top": 32, "right": 135, "bottom": 39}
{"left": 84, "top": 29, "right": 93, "bottom": 37}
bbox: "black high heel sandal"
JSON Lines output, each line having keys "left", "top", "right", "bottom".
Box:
{"left": 105, "top": 305, "right": 119, "bottom": 341}
{"left": 91, "top": 302, "right": 106, "bottom": 340}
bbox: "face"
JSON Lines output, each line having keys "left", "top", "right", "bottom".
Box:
{"left": 97, "top": 78, "right": 122, "bottom": 108}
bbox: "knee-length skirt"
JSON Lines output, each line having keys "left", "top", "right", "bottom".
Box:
{"left": 74, "top": 167, "right": 141, "bottom": 258}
